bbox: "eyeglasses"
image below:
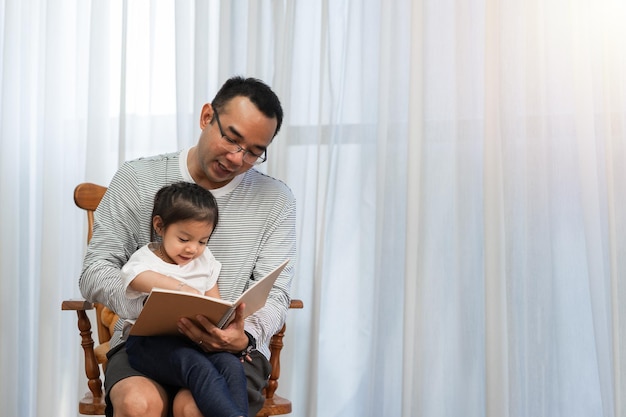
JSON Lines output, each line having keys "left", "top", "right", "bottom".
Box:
{"left": 213, "top": 109, "right": 267, "bottom": 166}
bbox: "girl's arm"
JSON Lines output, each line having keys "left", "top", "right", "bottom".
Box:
{"left": 130, "top": 270, "right": 200, "bottom": 294}
{"left": 204, "top": 284, "right": 221, "bottom": 299}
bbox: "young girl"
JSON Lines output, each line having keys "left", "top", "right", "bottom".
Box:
{"left": 122, "top": 181, "right": 248, "bottom": 417}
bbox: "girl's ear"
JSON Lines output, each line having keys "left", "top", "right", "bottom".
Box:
{"left": 153, "top": 216, "right": 164, "bottom": 236}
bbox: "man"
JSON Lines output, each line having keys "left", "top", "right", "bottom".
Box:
{"left": 80, "top": 76, "right": 296, "bottom": 417}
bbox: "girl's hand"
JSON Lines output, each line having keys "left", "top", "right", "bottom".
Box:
{"left": 178, "top": 282, "right": 201, "bottom": 295}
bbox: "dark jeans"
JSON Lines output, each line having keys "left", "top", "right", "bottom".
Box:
{"left": 126, "top": 335, "right": 248, "bottom": 417}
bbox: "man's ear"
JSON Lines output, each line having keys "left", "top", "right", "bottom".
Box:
{"left": 200, "top": 103, "right": 213, "bottom": 129}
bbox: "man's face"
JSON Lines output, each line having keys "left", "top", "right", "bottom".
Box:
{"left": 192, "top": 96, "right": 277, "bottom": 189}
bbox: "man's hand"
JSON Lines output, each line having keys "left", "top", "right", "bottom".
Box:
{"left": 177, "top": 302, "right": 249, "bottom": 353}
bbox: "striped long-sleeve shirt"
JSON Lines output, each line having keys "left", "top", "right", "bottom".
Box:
{"left": 79, "top": 149, "right": 296, "bottom": 359}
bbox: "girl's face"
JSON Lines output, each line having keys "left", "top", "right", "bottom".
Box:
{"left": 154, "top": 217, "right": 214, "bottom": 266}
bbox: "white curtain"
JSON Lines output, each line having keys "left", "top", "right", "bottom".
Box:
{"left": 1, "top": 1, "right": 625, "bottom": 417}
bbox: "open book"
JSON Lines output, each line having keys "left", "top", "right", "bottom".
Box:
{"left": 129, "top": 259, "right": 289, "bottom": 336}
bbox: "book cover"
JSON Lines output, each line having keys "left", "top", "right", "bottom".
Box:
{"left": 129, "top": 259, "right": 289, "bottom": 336}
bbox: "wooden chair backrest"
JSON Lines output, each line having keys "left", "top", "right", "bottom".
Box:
{"left": 74, "top": 183, "right": 114, "bottom": 345}
{"left": 74, "top": 182, "right": 107, "bottom": 244}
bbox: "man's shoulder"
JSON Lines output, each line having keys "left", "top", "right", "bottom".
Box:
{"left": 115, "top": 150, "right": 183, "bottom": 183}
{"left": 107, "top": 150, "right": 184, "bottom": 201}
{"left": 244, "top": 169, "right": 295, "bottom": 199}
{"left": 125, "top": 150, "right": 181, "bottom": 167}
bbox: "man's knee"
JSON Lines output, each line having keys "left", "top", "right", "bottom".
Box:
{"left": 109, "top": 376, "right": 168, "bottom": 417}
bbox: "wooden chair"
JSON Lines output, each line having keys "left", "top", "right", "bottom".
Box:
{"left": 62, "top": 182, "right": 303, "bottom": 416}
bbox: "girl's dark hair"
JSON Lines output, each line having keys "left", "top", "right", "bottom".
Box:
{"left": 211, "top": 76, "right": 284, "bottom": 137}
{"left": 150, "top": 182, "right": 219, "bottom": 241}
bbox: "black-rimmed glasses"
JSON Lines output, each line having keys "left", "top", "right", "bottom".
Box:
{"left": 213, "top": 109, "right": 267, "bottom": 166}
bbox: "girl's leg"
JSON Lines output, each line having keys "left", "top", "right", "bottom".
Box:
{"left": 126, "top": 336, "right": 246, "bottom": 417}
{"left": 206, "top": 352, "right": 249, "bottom": 415}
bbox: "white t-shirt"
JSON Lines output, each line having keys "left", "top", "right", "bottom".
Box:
{"left": 121, "top": 242, "right": 221, "bottom": 299}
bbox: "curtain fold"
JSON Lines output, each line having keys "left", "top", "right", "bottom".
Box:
{"left": 1, "top": 1, "right": 625, "bottom": 417}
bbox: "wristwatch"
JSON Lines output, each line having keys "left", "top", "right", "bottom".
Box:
{"left": 239, "top": 331, "right": 256, "bottom": 358}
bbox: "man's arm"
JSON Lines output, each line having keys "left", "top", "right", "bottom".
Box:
{"left": 248, "top": 188, "right": 296, "bottom": 345}
{"left": 179, "top": 187, "right": 297, "bottom": 357}
{"left": 79, "top": 163, "right": 150, "bottom": 319}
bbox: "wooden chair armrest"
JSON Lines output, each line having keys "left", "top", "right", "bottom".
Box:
{"left": 61, "top": 299, "right": 104, "bottom": 405}
{"left": 263, "top": 299, "right": 304, "bottom": 401}
{"left": 62, "top": 299, "right": 95, "bottom": 311}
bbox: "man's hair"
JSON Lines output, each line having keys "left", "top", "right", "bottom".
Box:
{"left": 211, "top": 76, "right": 284, "bottom": 137}
{"left": 150, "top": 182, "right": 219, "bottom": 241}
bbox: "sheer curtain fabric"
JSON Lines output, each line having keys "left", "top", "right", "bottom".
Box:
{"left": 0, "top": 1, "right": 625, "bottom": 417}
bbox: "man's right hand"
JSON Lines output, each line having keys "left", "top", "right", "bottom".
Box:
{"left": 176, "top": 302, "right": 249, "bottom": 354}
